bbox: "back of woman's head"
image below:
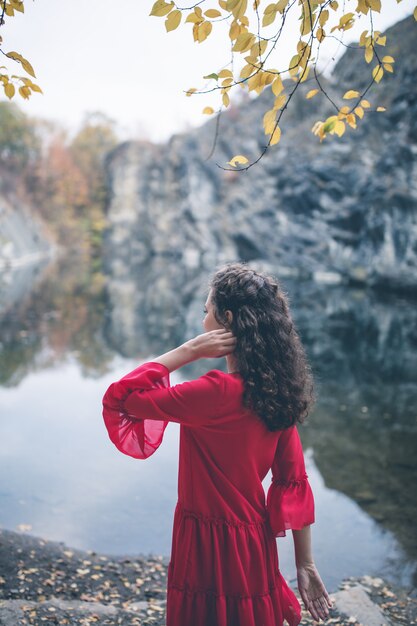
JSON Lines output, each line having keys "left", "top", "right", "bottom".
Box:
{"left": 208, "top": 261, "right": 315, "bottom": 431}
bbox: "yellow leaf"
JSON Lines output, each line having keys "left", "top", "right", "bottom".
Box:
{"left": 21, "top": 57, "right": 36, "bottom": 78}
{"left": 375, "top": 34, "right": 386, "bottom": 45}
{"left": 218, "top": 69, "right": 233, "bottom": 78}
{"left": 271, "top": 75, "right": 283, "bottom": 96}
{"left": 270, "top": 125, "right": 281, "bottom": 145}
{"left": 316, "top": 27, "right": 325, "bottom": 43}
{"left": 203, "top": 106, "right": 215, "bottom": 114}
{"left": 276, "top": 0, "right": 288, "bottom": 12}
{"left": 382, "top": 55, "right": 394, "bottom": 63}
{"left": 28, "top": 82, "right": 43, "bottom": 93}
{"left": 368, "top": 0, "right": 381, "bottom": 12}
{"left": 300, "top": 3, "right": 313, "bottom": 36}
{"left": 227, "top": 154, "right": 249, "bottom": 166}
{"left": 197, "top": 20, "right": 213, "bottom": 41}
{"left": 5, "top": 51, "right": 22, "bottom": 62}
{"left": 262, "top": 7, "right": 278, "bottom": 27}
{"left": 263, "top": 108, "right": 277, "bottom": 134}
{"left": 18, "top": 85, "right": 30, "bottom": 99}
{"left": 219, "top": 0, "right": 227, "bottom": 8}
{"left": 186, "top": 12, "right": 203, "bottom": 23}
{"left": 222, "top": 92, "right": 230, "bottom": 106}
{"left": 346, "top": 113, "right": 356, "bottom": 125}
{"left": 354, "top": 106, "right": 364, "bottom": 118}
{"left": 150, "top": 0, "right": 174, "bottom": 17}
{"left": 340, "top": 11, "right": 354, "bottom": 24}
{"left": 364, "top": 45, "right": 374, "bottom": 63}
{"left": 288, "top": 54, "right": 300, "bottom": 77}
{"left": 186, "top": 87, "right": 197, "bottom": 96}
{"left": 4, "top": 82, "right": 15, "bottom": 99}
{"left": 222, "top": 78, "right": 234, "bottom": 86}
{"left": 247, "top": 72, "right": 262, "bottom": 91}
{"left": 240, "top": 64, "right": 253, "bottom": 79}
{"left": 165, "top": 9, "right": 182, "bottom": 31}
{"left": 414, "top": 6, "right": 417, "bottom": 20}
{"left": 11, "top": 0, "right": 24, "bottom": 12}
{"left": 249, "top": 39, "right": 268, "bottom": 57}
{"left": 372, "top": 64, "right": 383, "bottom": 83}
{"left": 273, "top": 93, "right": 286, "bottom": 109}
{"left": 343, "top": 90, "right": 360, "bottom": 99}
{"left": 229, "top": 20, "right": 241, "bottom": 40}
{"left": 244, "top": 54, "right": 259, "bottom": 65}
{"left": 359, "top": 29, "right": 368, "bottom": 46}
{"left": 264, "top": 2, "right": 278, "bottom": 13}
{"left": 205, "top": 8, "right": 222, "bottom": 17}
{"left": 376, "top": 106, "right": 386, "bottom": 111}
{"left": 333, "top": 120, "right": 345, "bottom": 136}
{"left": 360, "top": 99, "right": 371, "bottom": 108}
{"left": 319, "top": 9, "right": 329, "bottom": 26}
{"left": 306, "top": 88, "right": 319, "bottom": 99}
{"left": 383, "top": 63, "right": 394, "bottom": 72}
{"left": 226, "top": 0, "right": 241, "bottom": 10}
{"left": 232, "top": 32, "right": 255, "bottom": 52}
{"left": 233, "top": 0, "right": 248, "bottom": 20}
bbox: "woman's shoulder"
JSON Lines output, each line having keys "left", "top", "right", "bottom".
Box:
{"left": 207, "top": 369, "right": 243, "bottom": 394}
{"left": 209, "top": 369, "right": 242, "bottom": 381}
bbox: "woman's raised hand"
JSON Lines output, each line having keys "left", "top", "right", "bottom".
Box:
{"left": 297, "top": 562, "right": 333, "bottom": 622}
{"left": 189, "top": 329, "right": 237, "bottom": 359}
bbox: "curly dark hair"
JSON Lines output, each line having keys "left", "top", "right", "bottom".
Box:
{"left": 208, "top": 262, "right": 315, "bottom": 431}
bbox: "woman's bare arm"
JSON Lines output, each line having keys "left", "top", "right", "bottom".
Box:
{"left": 150, "top": 330, "right": 236, "bottom": 373}
{"left": 292, "top": 525, "right": 333, "bottom": 622}
{"left": 292, "top": 525, "right": 314, "bottom": 566}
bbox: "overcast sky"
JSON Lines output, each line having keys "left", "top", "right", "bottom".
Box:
{"left": 4, "top": 0, "right": 415, "bottom": 142}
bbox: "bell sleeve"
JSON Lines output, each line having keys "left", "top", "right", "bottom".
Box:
{"left": 266, "top": 424, "right": 315, "bottom": 537}
{"left": 102, "top": 361, "right": 170, "bottom": 459}
{"left": 102, "top": 361, "right": 225, "bottom": 459}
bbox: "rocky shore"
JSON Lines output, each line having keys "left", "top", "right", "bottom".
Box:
{"left": 1, "top": 528, "right": 416, "bottom": 625}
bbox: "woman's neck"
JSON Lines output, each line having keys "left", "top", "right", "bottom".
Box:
{"left": 226, "top": 354, "right": 239, "bottom": 374}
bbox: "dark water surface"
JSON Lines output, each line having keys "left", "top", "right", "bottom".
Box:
{"left": 0, "top": 255, "right": 416, "bottom": 593}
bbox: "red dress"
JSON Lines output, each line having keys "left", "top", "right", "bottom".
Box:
{"left": 102, "top": 362, "right": 315, "bottom": 626}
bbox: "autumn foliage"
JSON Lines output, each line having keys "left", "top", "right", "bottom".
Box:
{"left": 149, "top": 0, "right": 417, "bottom": 168}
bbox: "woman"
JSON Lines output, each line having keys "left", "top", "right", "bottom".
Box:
{"left": 102, "top": 261, "right": 333, "bottom": 626}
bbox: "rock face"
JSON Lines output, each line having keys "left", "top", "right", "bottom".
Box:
{"left": 104, "top": 15, "right": 417, "bottom": 293}
{"left": 0, "top": 189, "right": 57, "bottom": 319}
{"left": 0, "top": 191, "right": 55, "bottom": 271}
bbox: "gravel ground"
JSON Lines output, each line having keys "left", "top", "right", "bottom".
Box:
{"left": 1, "top": 528, "right": 416, "bottom": 625}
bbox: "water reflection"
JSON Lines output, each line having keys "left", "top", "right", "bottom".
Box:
{"left": 0, "top": 254, "right": 416, "bottom": 591}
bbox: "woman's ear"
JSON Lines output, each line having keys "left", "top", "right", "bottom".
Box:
{"left": 225, "top": 310, "right": 233, "bottom": 326}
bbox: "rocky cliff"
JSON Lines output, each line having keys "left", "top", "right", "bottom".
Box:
{"left": 0, "top": 186, "right": 57, "bottom": 318}
{"left": 0, "top": 190, "right": 54, "bottom": 271}
{"left": 104, "top": 15, "right": 417, "bottom": 293}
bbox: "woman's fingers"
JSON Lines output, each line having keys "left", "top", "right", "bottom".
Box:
{"left": 324, "top": 589, "right": 334, "bottom": 608}
{"left": 308, "top": 598, "right": 320, "bottom": 621}
{"left": 309, "top": 595, "right": 331, "bottom": 621}
{"left": 317, "top": 595, "right": 329, "bottom": 618}
{"left": 301, "top": 591, "right": 327, "bottom": 622}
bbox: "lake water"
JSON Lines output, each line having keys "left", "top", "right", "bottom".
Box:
{"left": 0, "top": 254, "right": 416, "bottom": 594}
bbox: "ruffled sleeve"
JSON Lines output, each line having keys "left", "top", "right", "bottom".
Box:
{"left": 102, "top": 361, "right": 171, "bottom": 459}
{"left": 266, "top": 424, "right": 315, "bottom": 537}
{"left": 102, "top": 361, "right": 225, "bottom": 459}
